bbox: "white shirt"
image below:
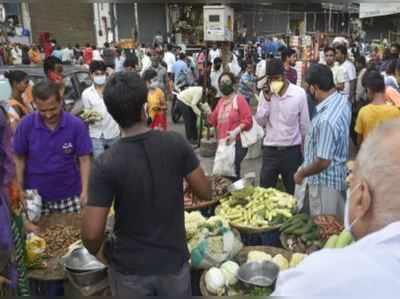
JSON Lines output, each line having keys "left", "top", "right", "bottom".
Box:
{"left": 114, "top": 56, "right": 125, "bottom": 73}
{"left": 81, "top": 85, "right": 120, "bottom": 139}
{"left": 340, "top": 60, "right": 356, "bottom": 95}
{"left": 163, "top": 51, "right": 176, "bottom": 73}
{"left": 273, "top": 222, "right": 400, "bottom": 296}
{"left": 256, "top": 60, "right": 266, "bottom": 89}
{"left": 177, "top": 86, "right": 203, "bottom": 116}
{"left": 140, "top": 55, "right": 152, "bottom": 76}
{"left": 92, "top": 49, "right": 102, "bottom": 61}
{"left": 11, "top": 47, "right": 22, "bottom": 65}
{"left": 209, "top": 48, "right": 221, "bottom": 64}
{"left": 61, "top": 48, "right": 74, "bottom": 62}
{"left": 210, "top": 68, "right": 223, "bottom": 97}
{"left": 330, "top": 63, "right": 346, "bottom": 86}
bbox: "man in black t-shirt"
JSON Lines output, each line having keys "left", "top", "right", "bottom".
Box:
{"left": 81, "top": 72, "right": 211, "bottom": 296}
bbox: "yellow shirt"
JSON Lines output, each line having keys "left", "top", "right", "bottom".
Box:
{"left": 355, "top": 103, "right": 400, "bottom": 139}
{"left": 147, "top": 88, "right": 166, "bottom": 120}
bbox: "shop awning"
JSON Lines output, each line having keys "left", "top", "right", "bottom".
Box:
{"left": 360, "top": 3, "right": 400, "bottom": 18}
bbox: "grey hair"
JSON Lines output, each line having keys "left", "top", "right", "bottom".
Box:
{"left": 356, "top": 119, "right": 400, "bottom": 215}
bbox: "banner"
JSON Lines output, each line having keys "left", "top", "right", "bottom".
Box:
{"left": 360, "top": 3, "right": 400, "bottom": 18}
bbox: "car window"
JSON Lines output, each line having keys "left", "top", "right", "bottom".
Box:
{"left": 64, "top": 75, "right": 78, "bottom": 100}
{"left": 28, "top": 76, "right": 44, "bottom": 85}
{"left": 76, "top": 72, "right": 92, "bottom": 94}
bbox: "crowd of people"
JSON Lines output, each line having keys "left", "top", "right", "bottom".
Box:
{"left": 1, "top": 34, "right": 400, "bottom": 296}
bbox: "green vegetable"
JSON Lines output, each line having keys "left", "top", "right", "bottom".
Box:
{"left": 249, "top": 287, "right": 273, "bottom": 296}
{"left": 335, "top": 230, "right": 353, "bottom": 248}
{"left": 291, "top": 220, "right": 314, "bottom": 235}
{"left": 303, "top": 229, "right": 319, "bottom": 241}
{"left": 324, "top": 235, "right": 339, "bottom": 248}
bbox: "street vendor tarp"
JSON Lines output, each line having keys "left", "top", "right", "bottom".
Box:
{"left": 360, "top": 3, "right": 400, "bottom": 18}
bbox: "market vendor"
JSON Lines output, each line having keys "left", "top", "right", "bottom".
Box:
{"left": 82, "top": 72, "right": 211, "bottom": 297}
{"left": 13, "top": 81, "right": 92, "bottom": 214}
{"left": 273, "top": 119, "right": 400, "bottom": 296}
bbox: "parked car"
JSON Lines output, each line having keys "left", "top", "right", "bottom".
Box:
{"left": 0, "top": 65, "right": 92, "bottom": 113}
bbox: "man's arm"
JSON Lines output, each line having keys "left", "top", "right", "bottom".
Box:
{"left": 349, "top": 79, "right": 356, "bottom": 102}
{"left": 79, "top": 155, "right": 91, "bottom": 206}
{"left": 81, "top": 206, "right": 109, "bottom": 255}
{"left": 14, "top": 154, "right": 26, "bottom": 192}
{"left": 295, "top": 158, "right": 331, "bottom": 184}
{"left": 186, "top": 167, "right": 212, "bottom": 202}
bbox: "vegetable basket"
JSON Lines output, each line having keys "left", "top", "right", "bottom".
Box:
{"left": 199, "top": 246, "right": 293, "bottom": 296}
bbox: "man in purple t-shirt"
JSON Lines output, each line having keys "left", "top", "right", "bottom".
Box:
{"left": 13, "top": 81, "right": 92, "bottom": 215}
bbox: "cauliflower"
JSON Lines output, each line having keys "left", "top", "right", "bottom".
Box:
{"left": 247, "top": 251, "right": 272, "bottom": 263}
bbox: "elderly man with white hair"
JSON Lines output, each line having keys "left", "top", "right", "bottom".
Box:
{"left": 273, "top": 118, "right": 400, "bottom": 296}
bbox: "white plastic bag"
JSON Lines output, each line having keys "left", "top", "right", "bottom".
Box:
{"left": 240, "top": 117, "right": 264, "bottom": 148}
{"left": 294, "top": 181, "right": 307, "bottom": 212}
{"left": 25, "top": 189, "right": 42, "bottom": 223}
{"left": 212, "top": 139, "right": 236, "bottom": 177}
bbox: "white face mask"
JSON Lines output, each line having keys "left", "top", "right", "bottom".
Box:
{"left": 344, "top": 183, "right": 361, "bottom": 234}
{"left": 93, "top": 75, "right": 106, "bottom": 86}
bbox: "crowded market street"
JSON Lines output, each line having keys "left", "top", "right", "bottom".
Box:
{"left": 1, "top": 1, "right": 400, "bottom": 297}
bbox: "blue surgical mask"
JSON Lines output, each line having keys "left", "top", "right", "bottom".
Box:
{"left": 93, "top": 75, "right": 106, "bottom": 86}
{"left": 344, "top": 183, "right": 361, "bottom": 234}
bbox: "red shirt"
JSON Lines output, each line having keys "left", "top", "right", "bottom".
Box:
{"left": 208, "top": 95, "right": 253, "bottom": 140}
{"left": 44, "top": 43, "right": 54, "bottom": 58}
{"left": 83, "top": 48, "right": 93, "bottom": 65}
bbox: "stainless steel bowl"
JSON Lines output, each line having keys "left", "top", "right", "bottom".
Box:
{"left": 237, "top": 261, "right": 280, "bottom": 287}
{"left": 65, "top": 268, "right": 108, "bottom": 288}
{"left": 227, "top": 175, "right": 255, "bottom": 198}
{"left": 63, "top": 247, "right": 106, "bottom": 272}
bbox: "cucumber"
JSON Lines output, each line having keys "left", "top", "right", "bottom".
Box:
{"left": 303, "top": 230, "right": 319, "bottom": 241}
{"left": 335, "top": 230, "right": 353, "bottom": 248}
{"left": 291, "top": 220, "right": 314, "bottom": 235}
{"left": 324, "top": 235, "right": 339, "bottom": 248}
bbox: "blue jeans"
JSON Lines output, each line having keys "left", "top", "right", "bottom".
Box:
{"left": 92, "top": 137, "right": 119, "bottom": 158}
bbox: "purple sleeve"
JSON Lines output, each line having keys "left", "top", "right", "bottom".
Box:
{"left": 13, "top": 120, "right": 29, "bottom": 156}
{"left": 74, "top": 119, "right": 92, "bottom": 156}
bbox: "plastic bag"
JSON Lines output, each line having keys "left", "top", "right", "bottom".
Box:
{"left": 191, "top": 229, "right": 243, "bottom": 269}
{"left": 240, "top": 117, "right": 264, "bottom": 148}
{"left": 25, "top": 190, "right": 42, "bottom": 223}
{"left": 294, "top": 181, "right": 307, "bottom": 212}
{"left": 212, "top": 139, "right": 236, "bottom": 177}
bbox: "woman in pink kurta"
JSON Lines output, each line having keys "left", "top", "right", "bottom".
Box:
{"left": 207, "top": 72, "right": 253, "bottom": 179}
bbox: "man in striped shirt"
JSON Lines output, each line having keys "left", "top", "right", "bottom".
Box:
{"left": 294, "top": 64, "right": 351, "bottom": 219}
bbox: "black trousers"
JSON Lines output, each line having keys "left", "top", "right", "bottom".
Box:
{"left": 260, "top": 145, "right": 303, "bottom": 195}
{"left": 234, "top": 139, "right": 248, "bottom": 180}
{"left": 177, "top": 101, "right": 198, "bottom": 142}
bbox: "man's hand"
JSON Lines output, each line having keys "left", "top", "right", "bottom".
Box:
{"left": 294, "top": 168, "right": 305, "bottom": 185}
{"left": 24, "top": 220, "right": 40, "bottom": 234}
{"left": 80, "top": 192, "right": 88, "bottom": 207}
{"left": 200, "top": 103, "right": 211, "bottom": 115}
{"left": 226, "top": 126, "right": 241, "bottom": 145}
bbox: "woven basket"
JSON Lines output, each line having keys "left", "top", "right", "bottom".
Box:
{"left": 184, "top": 198, "right": 221, "bottom": 211}
{"left": 199, "top": 246, "right": 293, "bottom": 296}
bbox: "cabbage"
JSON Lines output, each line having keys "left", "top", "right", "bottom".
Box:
{"left": 272, "top": 254, "right": 289, "bottom": 271}
{"left": 220, "top": 261, "right": 239, "bottom": 286}
{"left": 289, "top": 253, "right": 307, "bottom": 268}
{"left": 205, "top": 267, "right": 225, "bottom": 295}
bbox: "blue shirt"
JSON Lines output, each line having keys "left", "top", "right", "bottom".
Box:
{"left": 302, "top": 92, "right": 351, "bottom": 191}
{"left": 172, "top": 60, "right": 188, "bottom": 76}
{"left": 52, "top": 50, "right": 63, "bottom": 60}
{"left": 13, "top": 112, "right": 92, "bottom": 202}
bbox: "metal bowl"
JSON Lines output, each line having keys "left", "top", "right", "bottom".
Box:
{"left": 63, "top": 247, "right": 106, "bottom": 272}
{"left": 237, "top": 261, "right": 280, "bottom": 288}
{"left": 65, "top": 267, "right": 108, "bottom": 288}
{"left": 227, "top": 174, "right": 255, "bottom": 193}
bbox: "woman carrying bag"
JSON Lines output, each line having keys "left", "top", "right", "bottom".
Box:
{"left": 203, "top": 72, "right": 253, "bottom": 180}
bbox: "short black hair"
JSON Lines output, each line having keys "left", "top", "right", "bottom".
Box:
{"left": 4, "top": 70, "right": 28, "bottom": 86}
{"left": 324, "top": 46, "right": 335, "bottom": 54}
{"left": 104, "top": 42, "right": 110, "bottom": 48}
{"left": 266, "top": 58, "right": 284, "bottom": 76}
{"left": 335, "top": 44, "right": 348, "bottom": 56}
{"left": 43, "top": 56, "right": 62, "bottom": 75}
{"left": 103, "top": 72, "right": 148, "bottom": 129}
{"left": 142, "top": 69, "right": 157, "bottom": 82}
{"left": 33, "top": 81, "right": 61, "bottom": 102}
{"left": 89, "top": 60, "right": 106, "bottom": 74}
{"left": 123, "top": 56, "right": 138, "bottom": 68}
{"left": 213, "top": 57, "right": 222, "bottom": 65}
{"left": 305, "top": 63, "right": 335, "bottom": 92}
{"left": 166, "top": 44, "right": 173, "bottom": 51}
{"left": 281, "top": 47, "right": 296, "bottom": 62}
{"left": 362, "top": 70, "right": 385, "bottom": 93}
{"left": 179, "top": 52, "right": 186, "bottom": 60}
{"left": 218, "top": 72, "right": 236, "bottom": 85}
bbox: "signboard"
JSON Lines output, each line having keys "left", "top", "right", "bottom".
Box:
{"left": 204, "top": 5, "right": 234, "bottom": 42}
{"left": 360, "top": 3, "right": 400, "bottom": 18}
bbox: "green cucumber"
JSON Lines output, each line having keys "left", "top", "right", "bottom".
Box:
{"left": 324, "top": 235, "right": 339, "bottom": 248}
{"left": 291, "top": 220, "right": 314, "bottom": 235}
{"left": 335, "top": 230, "right": 353, "bottom": 248}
